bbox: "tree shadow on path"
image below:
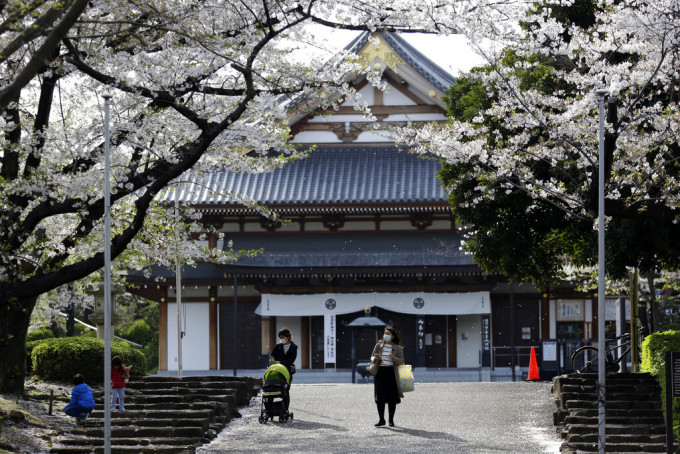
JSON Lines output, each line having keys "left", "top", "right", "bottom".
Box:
{"left": 283, "top": 419, "right": 350, "bottom": 433}
{"left": 382, "top": 425, "right": 464, "bottom": 442}
{"left": 383, "top": 426, "right": 514, "bottom": 453}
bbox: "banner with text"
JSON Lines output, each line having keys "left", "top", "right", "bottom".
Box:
{"left": 324, "top": 314, "right": 336, "bottom": 363}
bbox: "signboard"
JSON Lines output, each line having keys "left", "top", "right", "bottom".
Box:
{"left": 417, "top": 317, "right": 425, "bottom": 352}
{"left": 665, "top": 352, "right": 680, "bottom": 453}
{"left": 481, "top": 315, "right": 491, "bottom": 367}
{"left": 605, "top": 297, "right": 631, "bottom": 321}
{"left": 543, "top": 341, "right": 557, "bottom": 362}
{"left": 556, "top": 300, "right": 584, "bottom": 321}
{"left": 672, "top": 352, "right": 680, "bottom": 398}
{"left": 324, "top": 315, "right": 336, "bottom": 363}
{"left": 416, "top": 316, "right": 426, "bottom": 367}
{"left": 522, "top": 327, "right": 531, "bottom": 340}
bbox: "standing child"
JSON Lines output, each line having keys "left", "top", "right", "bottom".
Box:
{"left": 111, "top": 356, "right": 130, "bottom": 411}
{"left": 64, "top": 374, "right": 95, "bottom": 424}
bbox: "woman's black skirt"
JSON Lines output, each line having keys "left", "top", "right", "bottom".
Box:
{"left": 374, "top": 366, "right": 401, "bottom": 404}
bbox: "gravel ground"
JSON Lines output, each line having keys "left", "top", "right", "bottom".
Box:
{"left": 199, "top": 382, "right": 562, "bottom": 454}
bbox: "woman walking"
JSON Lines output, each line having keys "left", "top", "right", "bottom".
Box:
{"left": 370, "top": 325, "right": 404, "bottom": 427}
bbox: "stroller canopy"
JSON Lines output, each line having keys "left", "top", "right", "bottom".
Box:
{"left": 264, "top": 363, "right": 290, "bottom": 384}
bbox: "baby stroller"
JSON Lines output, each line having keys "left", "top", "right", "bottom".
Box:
{"left": 258, "top": 363, "right": 294, "bottom": 423}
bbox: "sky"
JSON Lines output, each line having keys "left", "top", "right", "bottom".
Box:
{"left": 298, "top": 26, "right": 487, "bottom": 77}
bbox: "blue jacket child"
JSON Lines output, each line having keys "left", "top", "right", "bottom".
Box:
{"left": 64, "top": 374, "right": 95, "bottom": 423}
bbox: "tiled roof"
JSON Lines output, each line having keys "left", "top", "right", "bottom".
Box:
{"left": 126, "top": 231, "right": 476, "bottom": 279}
{"left": 163, "top": 146, "right": 448, "bottom": 208}
{"left": 345, "top": 32, "right": 456, "bottom": 93}
{"left": 225, "top": 231, "right": 473, "bottom": 268}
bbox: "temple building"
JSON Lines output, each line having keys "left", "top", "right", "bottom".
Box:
{"left": 127, "top": 32, "right": 614, "bottom": 378}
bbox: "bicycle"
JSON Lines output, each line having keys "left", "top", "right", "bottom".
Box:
{"left": 570, "top": 331, "right": 641, "bottom": 374}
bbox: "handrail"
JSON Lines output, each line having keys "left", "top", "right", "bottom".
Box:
{"left": 56, "top": 311, "right": 143, "bottom": 348}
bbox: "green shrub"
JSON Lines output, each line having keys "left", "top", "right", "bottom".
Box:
{"left": 26, "top": 327, "right": 55, "bottom": 343}
{"left": 31, "top": 337, "right": 146, "bottom": 384}
{"left": 126, "top": 319, "right": 154, "bottom": 345}
{"left": 26, "top": 339, "right": 49, "bottom": 373}
{"left": 142, "top": 331, "right": 159, "bottom": 373}
{"left": 641, "top": 330, "right": 680, "bottom": 439}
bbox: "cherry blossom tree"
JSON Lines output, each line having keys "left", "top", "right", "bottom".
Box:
{"left": 403, "top": 0, "right": 680, "bottom": 305}
{"left": 0, "top": 0, "right": 528, "bottom": 393}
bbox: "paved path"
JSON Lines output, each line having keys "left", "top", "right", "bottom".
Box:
{"left": 198, "top": 382, "right": 561, "bottom": 454}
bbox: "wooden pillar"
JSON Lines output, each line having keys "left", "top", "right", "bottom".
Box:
{"left": 261, "top": 317, "right": 273, "bottom": 359}
{"left": 301, "top": 316, "right": 310, "bottom": 369}
{"left": 159, "top": 286, "right": 168, "bottom": 371}
{"left": 541, "top": 293, "right": 550, "bottom": 340}
{"left": 591, "top": 296, "right": 599, "bottom": 340}
{"left": 209, "top": 286, "right": 218, "bottom": 370}
{"left": 448, "top": 315, "right": 457, "bottom": 368}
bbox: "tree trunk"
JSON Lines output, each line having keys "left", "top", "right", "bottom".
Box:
{"left": 645, "top": 273, "right": 661, "bottom": 333}
{"left": 0, "top": 295, "right": 37, "bottom": 394}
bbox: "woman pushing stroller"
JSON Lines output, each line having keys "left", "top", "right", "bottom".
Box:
{"left": 269, "top": 328, "right": 297, "bottom": 410}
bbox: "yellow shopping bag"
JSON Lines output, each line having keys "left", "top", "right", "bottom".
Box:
{"left": 398, "top": 364, "right": 415, "bottom": 392}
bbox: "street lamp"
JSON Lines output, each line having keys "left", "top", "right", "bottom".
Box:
{"left": 174, "top": 182, "right": 184, "bottom": 379}
{"left": 595, "top": 87, "right": 608, "bottom": 454}
{"left": 102, "top": 93, "right": 113, "bottom": 454}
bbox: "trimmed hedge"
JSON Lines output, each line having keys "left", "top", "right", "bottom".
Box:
{"left": 31, "top": 337, "right": 146, "bottom": 384}
{"left": 26, "top": 327, "right": 55, "bottom": 343}
{"left": 641, "top": 330, "right": 680, "bottom": 439}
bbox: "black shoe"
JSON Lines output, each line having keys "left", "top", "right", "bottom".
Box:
{"left": 375, "top": 420, "right": 386, "bottom": 427}
{"left": 389, "top": 420, "right": 395, "bottom": 427}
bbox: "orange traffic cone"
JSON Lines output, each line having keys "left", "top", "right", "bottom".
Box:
{"left": 526, "top": 346, "right": 540, "bottom": 381}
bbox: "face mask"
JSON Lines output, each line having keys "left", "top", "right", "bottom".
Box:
{"left": 279, "top": 338, "right": 287, "bottom": 344}
{"left": 383, "top": 334, "right": 392, "bottom": 342}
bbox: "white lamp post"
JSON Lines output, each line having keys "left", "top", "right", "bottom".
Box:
{"left": 102, "top": 93, "right": 113, "bottom": 454}
{"left": 595, "top": 87, "right": 609, "bottom": 454}
{"left": 175, "top": 183, "right": 183, "bottom": 379}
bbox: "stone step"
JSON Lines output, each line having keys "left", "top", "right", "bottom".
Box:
{"left": 128, "top": 388, "right": 250, "bottom": 406}
{"left": 56, "top": 437, "right": 201, "bottom": 447}
{"left": 128, "top": 388, "right": 238, "bottom": 397}
{"left": 94, "top": 402, "right": 220, "bottom": 411}
{"left": 137, "top": 375, "right": 256, "bottom": 384}
{"left": 561, "top": 442, "right": 666, "bottom": 453}
{"left": 565, "top": 424, "right": 666, "bottom": 435}
{"left": 560, "top": 392, "right": 661, "bottom": 403}
{"left": 566, "top": 408, "right": 663, "bottom": 418}
{"left": 69, "top": 426, "right": 207, "bottom": 438}
{"left": 120, "top": 394, "right": 238, "bottom": 406}
{"left": 90, "top": 409, "right": 214, "bottom": 419}
{"left": 51, "top": 446, "right": 195, "bottom": 454}
{"left": 567, "top": 433, "right": 666, "bottom": 444}
{"left": 127, "top": 381, "right": 247, "bottom": 390}
{"left": 84, "top": 418, "right": 211, "bottom": 429}
{"left": 556, "top": 373, "right": 657, "bottom": 386}
{"left": 564, "top": 415, "right": 664, "bottom": 426}
{"left": 52, "top": 376, "right": 257, "bottom": 454}
{"left": 561, "top": 384, "right": 661, "bottom": 394}
{"left": 566, "top": 400, "right": 662, "bottom": 410}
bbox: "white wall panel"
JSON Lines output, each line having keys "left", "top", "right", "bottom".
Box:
{"left": 457, "top": 315, "right": 482, "bottom": 367}
{"left": 167, "top": 302, "right": 210, "bottom": 371}
{"left": 292, "top": 131, "right": 341, "bottom": 143}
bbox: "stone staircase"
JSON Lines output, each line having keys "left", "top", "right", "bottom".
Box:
{"left": 50, "top": 375, "right": 261, "bottom": 454}
{"left": 553, "top": 372, "right": 667, "bottom": 453}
